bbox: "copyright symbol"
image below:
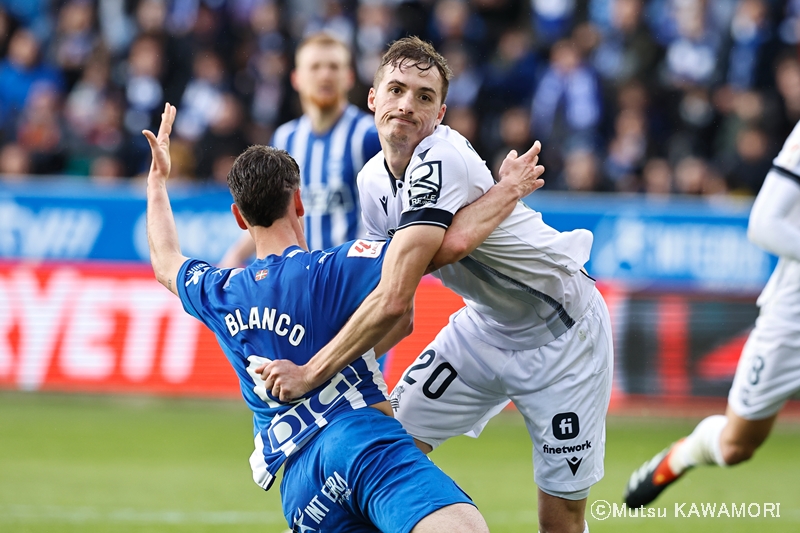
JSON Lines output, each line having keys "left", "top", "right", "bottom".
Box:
{"left": 590, "top": 499, "right": 611, "bottom": 521}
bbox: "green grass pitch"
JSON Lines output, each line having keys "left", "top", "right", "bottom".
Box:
{"left": 1, "top": 391, "right": 798, "bottom": 532}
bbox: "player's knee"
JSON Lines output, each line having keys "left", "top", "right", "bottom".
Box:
{"left": 720, "top": 441, "right": 757, "bottom": 466}
{"left": 411, "top": 503, "right": 488, "bottom": 533}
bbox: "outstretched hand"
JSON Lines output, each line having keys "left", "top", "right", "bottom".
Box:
{"left": 497, "top": 140, "right": 545, "bottom": 199}
{"left": 256, "top": 359, "right": 314, "bottom": 403}
{"left": 143, "top": 103, "right": 177, "bottom": 184}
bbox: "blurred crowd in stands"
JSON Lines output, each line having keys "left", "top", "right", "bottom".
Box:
{"left": 1, "top": 0, "right": 799, "bottom": 195}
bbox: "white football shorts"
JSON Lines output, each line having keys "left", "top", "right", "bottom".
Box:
{"left": 728, "top": 310, "right": 800, "bottom": 420}
{"left": 391, "top": 288, "right": 614, "bottom": 496}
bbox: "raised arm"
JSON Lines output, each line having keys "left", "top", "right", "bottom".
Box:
{"left": 748, "top": 119, "right": 800, "bottom": 261}
{"left": 144, "top": 103, "right": 187, "bottom": 296}
{"left": 431, "top": 141, "right": 544, "bottom": 269}
{"left": 748, "top": 172, "right": 800, "bottom": 261}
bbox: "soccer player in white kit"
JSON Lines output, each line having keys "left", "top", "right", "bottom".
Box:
{"left": 260, "top": 37, "right": 614, "bottom": 533}
{"left": 624, "top": 119, "right": 800, "bottom": 508}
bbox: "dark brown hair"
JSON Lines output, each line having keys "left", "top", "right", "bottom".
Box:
{"left": 374, "top": 36, "right": 452, "bottom": 104}
{"left": 227, "top": 146, "right": 300, "bottom": 228}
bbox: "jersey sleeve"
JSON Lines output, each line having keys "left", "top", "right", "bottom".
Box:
{"left": 311, "top": 240, "right": 389, "bottom": 327}
{"left": 176, "top": 259, "right": 215, "bottom": 322}
{"left": 398, "top": 141, "right": 469, "bottom": 231}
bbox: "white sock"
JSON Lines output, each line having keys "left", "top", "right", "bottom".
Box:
{"left": 669, "top": 415, "right": 728, "bottom": 474}
{"left": 584, "top": 521, "right": 589, "bottom": 533}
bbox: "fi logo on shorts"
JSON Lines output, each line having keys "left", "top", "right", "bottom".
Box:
{"left": 552, "top": 412, "right": 580, "bottom": 440}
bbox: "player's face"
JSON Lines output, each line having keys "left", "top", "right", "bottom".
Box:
{"left": 293, "top": 44, "right": 353, "bottom": 111}
{"left": 368, "top": 64, "right": 446, "bottom": 153}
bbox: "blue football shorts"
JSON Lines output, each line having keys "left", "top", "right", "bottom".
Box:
{"left": 280, "top": 407, "right": 474, "bottom": 533}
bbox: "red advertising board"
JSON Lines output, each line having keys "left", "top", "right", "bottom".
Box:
{"left": 0, "top": 262, "right": 470, "bottom": 398}
{"left": 2, "top": 261, "right": 769, "bottom": 410}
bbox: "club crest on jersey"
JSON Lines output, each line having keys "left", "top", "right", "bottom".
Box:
{"left": 255, "top": 269, "right": 269, "bottom": 281}
{"left": 347, "top": 239, "right": 385, "bottom": 258}
{"left": 408, "top": 161, "right": 442, "bottom": 207}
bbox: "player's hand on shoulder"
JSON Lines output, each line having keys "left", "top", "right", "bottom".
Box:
{"left": 497, "top": 140, "right": 545, "bottom": 199}
{"left": 256, "top": 359, "right": 313, "bottom": 402}
{"left": 143, "top": 103, "right": 177, "bottom": 185}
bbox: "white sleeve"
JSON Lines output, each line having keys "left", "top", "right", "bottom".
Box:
{"left": 398, "top": 141, "right": 469, "bottom": 231}
{"left": 747, "top": 170, "right": 800, "bottom": 261}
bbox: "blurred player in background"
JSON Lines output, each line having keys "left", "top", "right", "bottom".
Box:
{"left": 624, "top": 119, "right": 800, "bottom": 508}
{"left": 260, "top": 37, "right": 613, "bottom": 533}
{"left": 219, "top": 32, "right": 380, "bottom": 267}
{"left": 144, "top": 104, "right": 543, "bottom": 532}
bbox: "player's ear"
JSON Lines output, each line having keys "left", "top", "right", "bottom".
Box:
{"left": 367, "top": 87, "right": 376, "bottom": 112}
{"left": 231, "top": 203, "right": 248, "bottom": 230}
{"left": 293, "top": 189, "right": 305, "bottom": 217}
{"left": 290, "top": 70, "right": 299, "bottom": 92}
{"left": 435, "top": 103, "right": 446, "bottom": 126}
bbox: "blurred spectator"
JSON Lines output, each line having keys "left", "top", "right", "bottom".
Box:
{"left": 15, "top": 84, "right": 67, "bottom": 174}
{"left": 429, "top": 0, "right": 486, "bottom": 53}
{"left": 674, "top": 155, "right": 727, "bottom": 196}
{"left": 355, "top": 1, "right": 397, "bottom": 90}
{"left": 592, "top": 0, "right": 661, "bottom": 87}
{"left": 661, "top": 1, "right": 720, "bottom": 89}
{"left": 531, "top": 0, "right": 576, "bottom": 46}
{"left": 0, "top": 28, "right": 63, "bottom": 131}
{"left": 443, "top": 106, "right": 482, "bottom": 155}
{"left": 723, "top": 125, "right": 773, "bottom": 195}
{"left": 531, "top": 39, "right": 601, "bottom": 161}
{"left": 89, "top": 155, "right": 126, "bottom": 183}
{"left": 194, "top": 94, "right": 249, "bottom": 182}
{"left": 0, "top": 6, "right": 20, "bottom": 58}
{"left": 641, "top": 157, "right": 674, "bottom": 195}
{"left": 775, "top": 55, "right": 800, "bottom": 140}
{"left": 0, "top": 142, "right": 31, "bottom": 180}
{"left": 48, "top": 0, "right": 97, "bottom": 90}
{"left": 440, "top": 42, "right": 482, "bottom": 109}
{"left": 604, "top": 107, "right": 648, "bottom": 190}
{"left": 561, "top": 148, "right": 614, "bottom": 192}
{"left": 491, "top": 106, "right": 533, "bottom": 176}
{"left": 175, "top": 50, "right": 228, "bottom": 142}
{"left": 719, "top": 0, "right": 774, "bottom": 91}
{"left": 479, "top": 27, "right": 537, "bottom": 113}
{"left": 122, "top": 34, "right": 164, "bottom": 136}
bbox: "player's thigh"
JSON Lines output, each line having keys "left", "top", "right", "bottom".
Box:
{"left": 509, "top": 292, "right": 614, "bottom": 495}
{"left": 391, "top": 324, "right": 509, "bottom": 448}
{"left": 728, "top": 318, "right": 800, "bottom": 420}
{"left": 284, "top": 409, "right": 475, "bottom": 533}
{"left": 412, "top": 503, "right": 489, "bottom": 533}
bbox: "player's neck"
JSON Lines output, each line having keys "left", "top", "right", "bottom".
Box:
{"left": 383, "top": 147, "right": 413, "bottom": 180}
{"left": 304, "top": 100, "right": 348, "bottom": 134}
{"left": 251, "top": 218, "right": 308, "bottom": 260}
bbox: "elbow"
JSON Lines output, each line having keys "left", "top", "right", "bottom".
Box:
{"left": 380, "top": 290, "right": 414, "bottom": 322}
{"left": 747, "top": 216, "right": 769, "bottom": 249}
{"left": 434, "top": 234, "right": 471, "bottom": 268}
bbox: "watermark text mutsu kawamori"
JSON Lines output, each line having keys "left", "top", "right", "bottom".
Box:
{"left": 590, "top": 500, "right": 781, "bottom": 521}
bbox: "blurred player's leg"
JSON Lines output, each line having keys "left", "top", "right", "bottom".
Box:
{"left": 411, "top": 503, "right": 489, "bottom": 533}
{"left": 625, "top": 306, "right": 800, "bottom": 508}
{"left": 537, "top": 489, "right": 587, "bottom": 533}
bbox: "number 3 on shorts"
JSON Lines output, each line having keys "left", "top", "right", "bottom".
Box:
{"left": 402, "top": 349, "right": 459, "bottom": 400}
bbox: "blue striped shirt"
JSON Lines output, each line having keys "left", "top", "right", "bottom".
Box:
{"left": 272, "top": 104, "right": 381, "bottom": 250}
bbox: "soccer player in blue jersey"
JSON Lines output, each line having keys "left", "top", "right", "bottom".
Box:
{"left": 144, "top": 103, "right": 543, "bottom": 532}
{"left": 220, "top": 33, "right": 381, "bottom": 267}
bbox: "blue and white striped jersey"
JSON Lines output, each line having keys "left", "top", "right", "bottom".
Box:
{"left": 177, "top": 239, "right": 390, "bottom": 490}
{"left": 273, "top": 104, "right": 381, "bottom": 250}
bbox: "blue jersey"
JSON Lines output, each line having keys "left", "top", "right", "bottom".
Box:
{"left": 272, "top": 104, "right": 381, "bottom": 250}
{"left": 177, "top": 239, "right": 390, "bottom": 490}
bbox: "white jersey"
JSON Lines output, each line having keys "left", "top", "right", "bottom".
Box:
{"left": 358, "top": 125, "right": 596, "bottom": 350}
